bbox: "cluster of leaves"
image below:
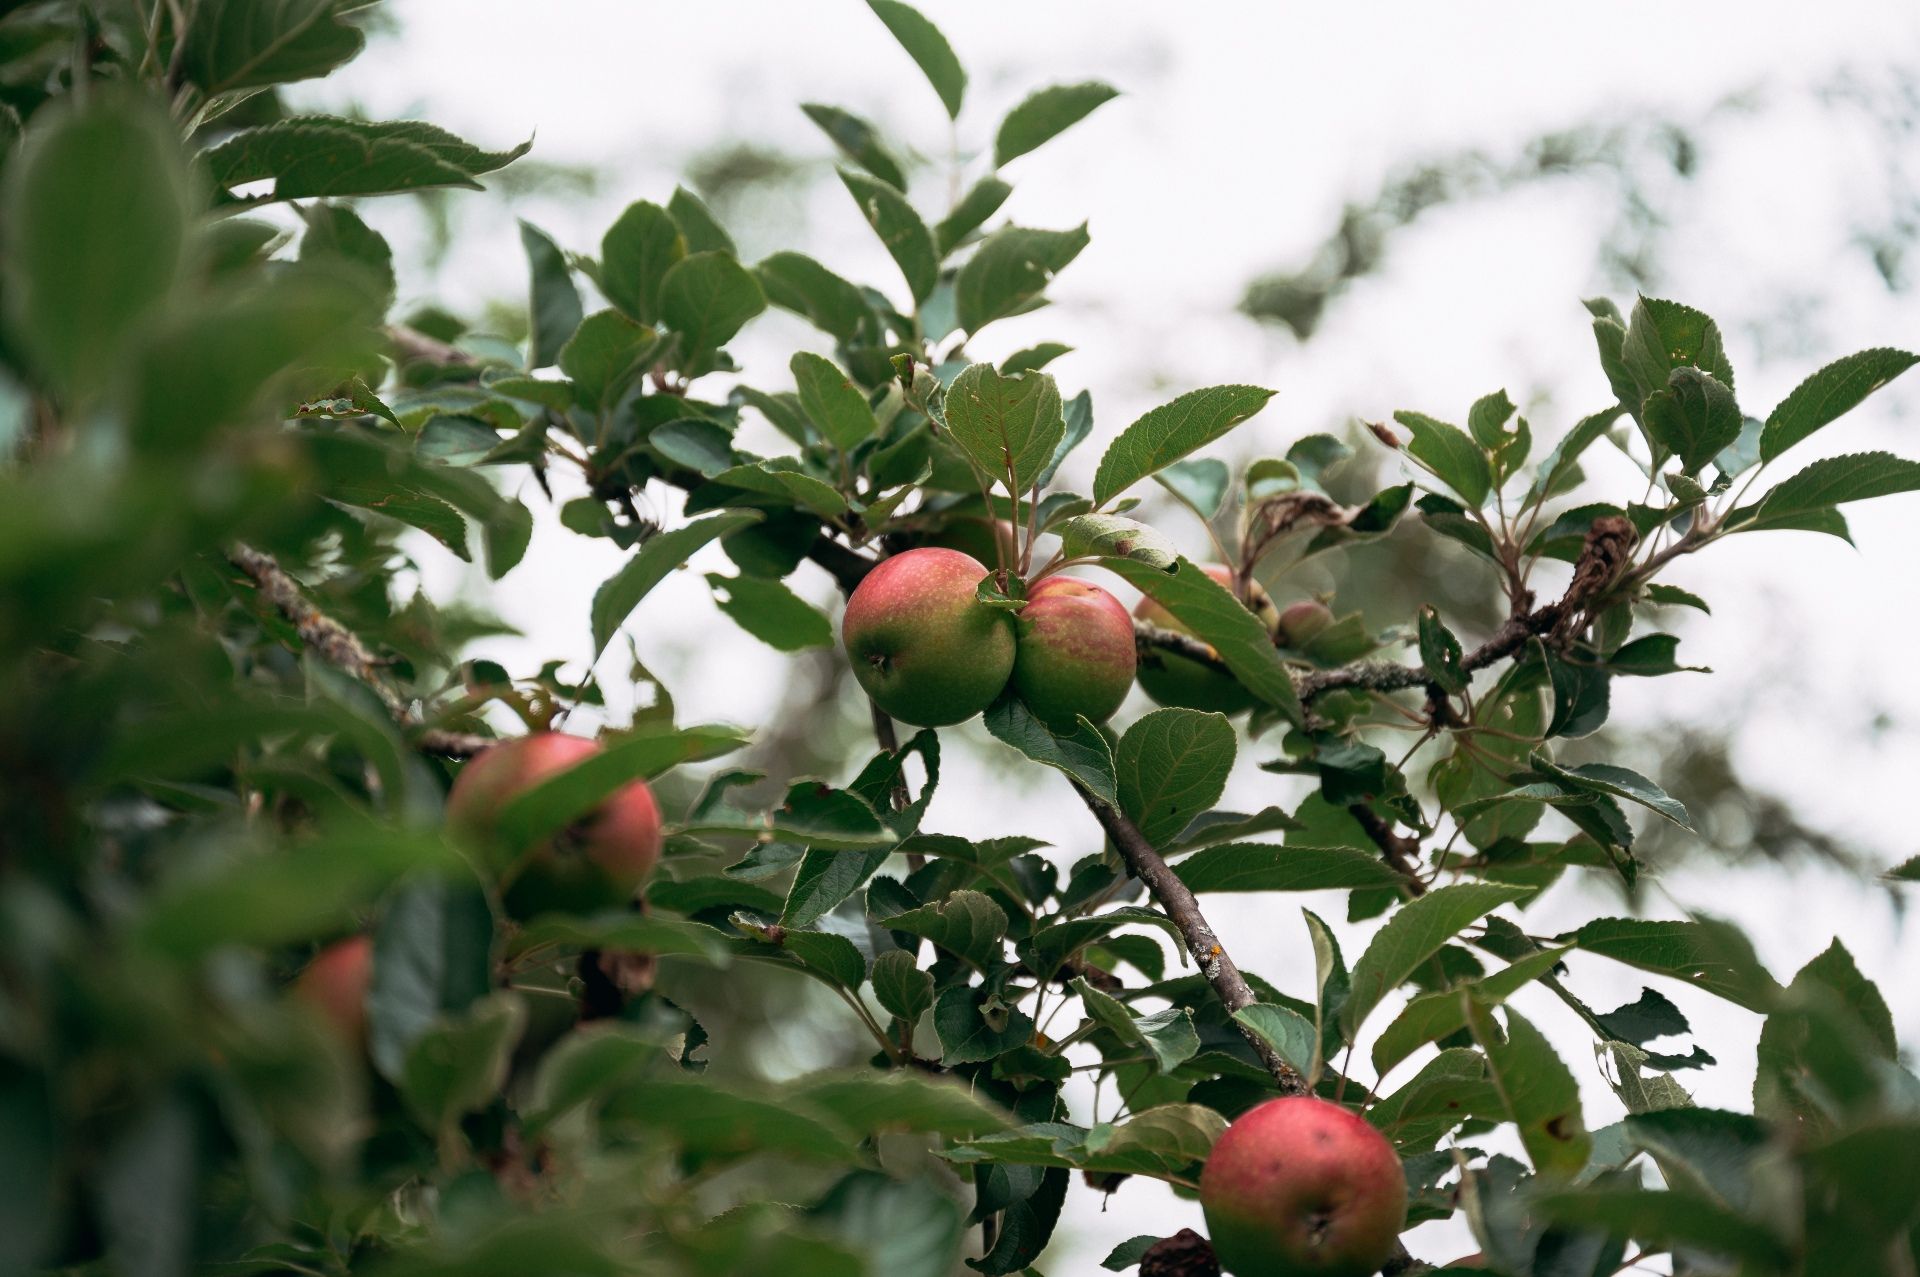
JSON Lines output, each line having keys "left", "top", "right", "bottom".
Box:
{"left": 2, "top": 4, "right": 1918, "bottom": 1277}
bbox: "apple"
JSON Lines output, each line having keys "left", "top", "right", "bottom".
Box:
{"left": 1134, "top": 564, "right": 1280, "bottom": 714}
{"left": 842, "top": 547, "right": 1016, "bottom": 726}
{"left": 447, "top": 732, "right": 663, "bottom": 916}
{"left": 1010, "top": 576, "right": 1136, "bottom": 730}
{"left": 1200, "top": 1095, "right": 1407, "bottom": 1277}
{"left": 1275, "top": 600, "right": 1334, "bottom": 649}
{"left": 293, "top": 935, "right": 372, "bottom": 1045}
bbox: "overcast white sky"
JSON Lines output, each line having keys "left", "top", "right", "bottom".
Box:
{"left": 316, "top": 4, "right": 1920, "bottom": 1269}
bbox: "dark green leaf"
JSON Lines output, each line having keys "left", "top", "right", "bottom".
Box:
{"left": 1417, "top": 606, "right": 1467, "bottom": 695}
{"left": 204, "top": 117, "right": 528, "bottom": 200}
{"left": 982, "top": 691, "right": 1117, "bottom": 805}
{"left": 1571, "top": 917, "right": 1778, "bottom": 1010}
{"left": 803, "top": 103, "right": 908, "bottom": 190}
{"left": 871, "top": 949, "right": 934, "bottom": 1022}
{"left": 659, "top": 250, "right": 766, "bottom": 367}
{"left": 1231, "top": 1003, "right": 1317, "bottom": 1078}
{"left": 1760, "top": 347, "right": 1918, "bottom": 461}
{"left": 518, "top": 220, "right": 583, "bottom": 369}
{"left": 1392, "top": 410, "right": 1492, "bottom": 506}
{"left": 400, "top": 993, "right": 527, "bottom": 1129}
{"left": 994, "top": 82, "right": 1120, "bottom": 166}
{"left": 867, "top": 0, "right": 966, "bottom": 118}
{"left": 1113, "top": 709, "right": 1235, "bottom": 847}
{"left": 1094, "top": 385, "right": 1276, "bottom": 507}
{"left": 934, "top": 175, "right": 1013, "bottom": 255}
{"left": 1642, "top": 366, "right": 1741, "bottom": 475}
{"left": 1372, "top": 946, "right": 1568, "bottom": 1076}
{"left": 1466, "top": 1001, "right": 1590, "bottom": 1179}
{"left": 1736, "top": 451, "right": 1920, "bottom": 531}
{"left": 943, "top": 363, "right": 1065, "bottom": 492}
{"left": 935, "top": 986, "right": 1035, "bottom": 1065}
{"left": 598, "top": 200, "right": 684, "bottom": 326}
{"left": 179, "top": 0, "right": 363, "bottom": 95}
{"left": 367, "top": 880, "right": 495, "bottom": 1082}
{"left": 708, "top": 573, "right": 834, "bottom": 651}
{"left": 1105, "top": 557, "right": 1301, "bottom": 722}
{"left": 882, "top": 890, "right": 1008, "bottom": 971}
{"left": 1075, "top": 978, "right": 1199, "bottom": 1073}
{"left": 667, "top": 185, "right": 735, "bottom": 256}
{"left": 3, "top": 92, "right": 193, "bottom": 404}
{"left": 840, "top": 168, "right": 939, "bottom": 302}
{"left": 1341, "top": 884, "right": 1533, "bottom": 1042}
{"left": 757, "top": 252, "right": 872, "bottom": 341}
{"left": 955, "top": 224, "right": 1089, "bottom": 333}
{"left": 589, "top": 511, "right": 763, "bottom": 656}
{"left": 1175, "top": 843, "right": 1405, "bottom": 893}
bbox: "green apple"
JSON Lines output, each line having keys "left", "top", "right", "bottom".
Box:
{"left": 1134, "top": 564, "right": 1280, "bottom": 714}
{"left": 1200, "top": 1096, "right": 1408, "bottom": 1277}
{"left": 843, "top": 547, "right": 1016, "bottom": 726}
{"left": 447, "top": 732, "right": 663, "bottom": 917}
{"left": 1010, "top": 576, "right": 1136, "bottom": 729}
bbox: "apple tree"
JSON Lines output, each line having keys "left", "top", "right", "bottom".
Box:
{"left": 2, "top": 4, "right": 1917, "bottom": 1276}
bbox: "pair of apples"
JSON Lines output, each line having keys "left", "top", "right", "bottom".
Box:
{"left": 843, "top": 547, "right": 1310, "bottom": 730}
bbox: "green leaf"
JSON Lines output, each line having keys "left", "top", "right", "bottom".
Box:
{"left": 512, "top": 914, "right": 733, "bottom": 965}
{"left": 492, "top": 724, "right": 751, "bottom": 852}
{"left": 779, "top": 930, "right": 869, "bottom": 989}
{"left": 3, "top": 92, "right": 193, "bottom": 404}
{"left": 707, "top": 461, "right": 849, "bottom": 519}
{"left": 1571, "top": 917, "right": 1778, "bottom": 1010}
{"left": 840, "top": 168, "right": 939, "bottom": 303}
{"left": 1018, "top": 907, "right": 1179, "bottom": 979}
{"left": 982, "top": 691, "right": 1117, "bottom": 805}
{"left": 942, "top": 363, "right": 1065, "bottom": 492}
{"left": 667, "top": 185, "right": 734, "bottom": 256}
{"left": 367, "top": 880, "right": 495, "bottom": 1082}
{"left": 601, "top": 1076, "right": 854, "bottom": 1161}
{"left": 518, "top": 220, "right": 583, "bottom": 369}
{"left": 1466, "top": 1001, "right": 1590, "bottom": 1179}
{"left": 1621, "top": 295, "right": 1736, "bottom": 412}
{"left": 1643, "top": 366, "right": 1742, "bottom": 475}
{"left": 757, "top": 252, "right": 872, "bottom": 341}
{"left": 598, "top": 200, "right": 685, "bottom": 326}
{"left": 803, "top": 103, "right": 908, "bottom": 190}
{"left": 1626, "top": 1107, "right": 1770, "bottom": 1213}
{"left": 138, "top": 825, "right": 460, "bottom": 957}
{"left": 1416, "top": 606, "right": 1468, "bottom": 695}
{"left": 951, "top": 1105, "right": 1223, "bottom": 1181}
{"left": 881, "top": 890, "right": 1008, "bottom": 971}
{"left": 1392, "top": 410, "right": 1492, "bottom": 506}
{"left": 400, "top": 992, "right": 527, "bottom": 1129}
{"left": 1001, "top": 342, "right": 1074, "bottom": 376}
{"left": 780, "top": 848, "right": 892, "bottom": 929}
{"left": 1527, "top": 753, "right": 1692, "bottom": 829}
{"left": 791, "top": 352, "right": 879, "bottom": 451}
{"left": 204, "top": 117, "right": 528, "bottom": 200}
{"left": 1094, "top": 385, "right": 1277, "bottom": 507}
{"left": 934, "top": 176, "right": 1013, "bottom": 255}
{"left": 1372, "top": 946, "right": 1567, "bottom": 1077}
{"left": 1340, "top": 884, "right": 1534, "bottom": 1042}
{"left": 558, "top": 309, "right": 664, "bottom": 410}
{"left": 871, "top": 949, "right": 934, "bottom": 1022}
{"left": 1231, "top": 1003, "right": 1317, "bottom": 1078}
{"left": 934, "top": 985, "right": 1035, "bottom": 1064}
{"left": 178, "top": 0, "right": 364, "bottom": 96}
{"left": 867, "top": 0, "right": 966, "bottom": 118}
{"left": 1074, "top": 978, "right": 1200, "bottom": 1073}
{"left": 1526, "top": 407, "right": 1622, "bottom": 504}
{"left": 1737, "top": 451, "right": 1920, "bottom": 530}
{"left": 1054, "top": 514, "right": 1178, "bottom": 570}
{"left": 1102, "top": 557, "right": 1301, "bottom": 722}
{"left": 1175, "top": 843, "right": 1405, "bottom": 893}
{"left": 994, "top": 82, "right": 1120, "bottom": 166}
{"left": 1532, "top": 1187, "right": 1787, "bottom": 1267}
{"left": 707, "top": 573, "right": 833, "bottom": 651}
{"left": 1644, "top": 583, "right": 1709, "bottom": 613}
{"left": 1114, "top": 709, "right": 1236, "bottom": 847}
{"left": 955, "top": 224, "right": 1090, "bottom": 333}
{"left": 1155, "top": 457, "right": 1232, "bottom": 519}
{"left": 590, "top": 511, "right": 764, "bottom": 657}
{"left": 659, "top": 250, "right": 766, "bottom": 367}
{"left": 795, "top": 1071, "right": 1008, "bottom": 1139}
{"left": 1760, "top": 347, "right": 1919, "bottom": 461}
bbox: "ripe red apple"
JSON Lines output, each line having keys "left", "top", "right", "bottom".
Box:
{"left": 1275, "top": 600, "right": 1334, "bottom": 649}
{"left": 1200, "top": 1095, "right": 1407, "bottom": 1277}
{"left": 293, "top": 935, "right": 373, "bottom": 1046}
{"left": 447, "top": 732, "right": 663, "bottom": 916}
{"left": 1010, "top": 576, "right": 1136, "bottom": 730}
{"left": 1134, "top": 564, "right": 1280, "bottom": 714}
{"left": 842, "top": 547, "right": 1016, "bottom": 726}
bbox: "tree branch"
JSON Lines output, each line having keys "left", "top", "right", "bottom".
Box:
{"left": 1074, "top": 783, "right": 1308, "bottom": 1095}
{"left": 228, "top": 544, "right": 493, "bottom": 758}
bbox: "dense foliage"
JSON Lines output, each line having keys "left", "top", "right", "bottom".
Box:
{"left": 2, "top": 4, "right": 1917, "bottom": 1276}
